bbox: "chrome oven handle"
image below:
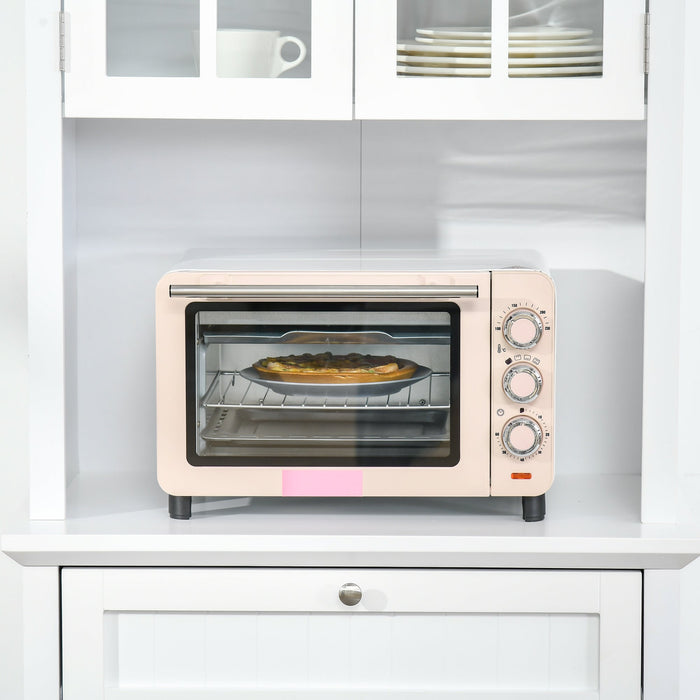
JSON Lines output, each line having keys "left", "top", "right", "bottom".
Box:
{"left": 169, "top": 285, "right": 478, "bottom": 298}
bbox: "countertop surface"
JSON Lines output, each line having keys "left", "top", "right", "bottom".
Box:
{"left": 3, "top": 473, "right": 700, "bottom": 570}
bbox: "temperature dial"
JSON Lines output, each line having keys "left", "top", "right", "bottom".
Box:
{"left": 502, "top": 416, "right": 543, "bottom": 458}
{"left": 503, "top": 309, "right": 543, "bottom": 349}
{"left": 503, "top": 363, "right": 543, "bottom": 404}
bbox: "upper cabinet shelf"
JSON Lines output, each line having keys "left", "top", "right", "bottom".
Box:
{"left": 62, "top": 0, "right": 646, "bottom": 120}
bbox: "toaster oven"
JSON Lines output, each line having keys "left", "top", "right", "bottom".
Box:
{"left": 155, "top": 251, "right": 555, "bottom": 521}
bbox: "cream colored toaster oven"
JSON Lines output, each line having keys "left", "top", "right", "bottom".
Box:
{"left": 156, "top": 251, "right": 555, "bottom": 521}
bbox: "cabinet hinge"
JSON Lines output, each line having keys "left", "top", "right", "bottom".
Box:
{"left": 59, "top": 11, "right": 67, "bottom": 72}
{"left": 644, "top": 12, "right": 650, "bottom": 75}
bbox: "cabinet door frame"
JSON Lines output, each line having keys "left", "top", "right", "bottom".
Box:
{"left": 62, "top": 0, "right": 353, "bottom": 119}
{"left": 355, "top": 0, "right": 646, "bottom": 120}
{"left": 62, "top": 567, "right": 641, "bottom": 699}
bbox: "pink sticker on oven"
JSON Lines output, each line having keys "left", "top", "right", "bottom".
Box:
{"left": 282, "top": 470, "right": 363, "bottom": 497}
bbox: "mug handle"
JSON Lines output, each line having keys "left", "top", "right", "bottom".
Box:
{"left": 276, "top": 36, "right": 307, "bottom": 75}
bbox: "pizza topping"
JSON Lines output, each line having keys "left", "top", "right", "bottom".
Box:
{"left": 257, "top": 352, "right": 403, "bottom": 375}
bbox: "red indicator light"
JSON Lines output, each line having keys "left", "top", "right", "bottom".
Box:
{"left": 511, "top": 472, "right": 532, "bottom": 480}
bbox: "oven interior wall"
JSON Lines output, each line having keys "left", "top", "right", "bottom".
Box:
{"left": 65, "top": 118, "right": 645, "bottom": 484}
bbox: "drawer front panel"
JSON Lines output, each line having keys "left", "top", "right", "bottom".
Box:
{"left": 62, "top": 568, "right": 641, "bottom": 699}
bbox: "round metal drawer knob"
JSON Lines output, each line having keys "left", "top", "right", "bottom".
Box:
{"left": 339, "top": 582, "right": 362, "bottom": 606}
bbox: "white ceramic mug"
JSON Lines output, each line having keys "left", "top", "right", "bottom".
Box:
{"left": 216, "top": 29, "right": 306, "bottom": 78}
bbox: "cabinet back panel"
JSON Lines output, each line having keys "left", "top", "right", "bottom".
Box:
{"left": 68, "top": 119, "right": 645, "bottom": 479}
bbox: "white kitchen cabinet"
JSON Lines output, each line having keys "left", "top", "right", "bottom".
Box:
{"left": 62, "top": 0, "right": 354, "bottom": 119}
{"left": 62, "top": 0, "right": 646, "bottom": 121}
{"left": 355, "top": 0, "right": 647, "bottom": 120}
{"left": 4, "top": 1, "right": 700, "bottom": 699}
{"left": 62, "top": 567, "right": 641, "bottom": 699}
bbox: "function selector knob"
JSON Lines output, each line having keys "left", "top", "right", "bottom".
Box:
{"left": 502, "top": 417, "right": 543, "bottom": 458}
{"left": 503, "top": 364, "right": 543, "bottom": 404}
{"left": 503, "top": 309, "right": 543, "bottom": 349}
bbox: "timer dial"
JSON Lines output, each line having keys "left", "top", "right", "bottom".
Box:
{"left": 503, "top": 363, "right": 543, "bottom": 404}
{"left": 503, "top": 309, "right": 543, "bottom": 349}
{"left": 502, "top": 416, "right": 543, "bottom": 458}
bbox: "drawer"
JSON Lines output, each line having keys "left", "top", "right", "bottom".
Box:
{"left": 62, "top": 568, "right": 641, "bottom": 699}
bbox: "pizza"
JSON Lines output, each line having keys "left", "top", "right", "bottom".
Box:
{"left": 253, "top": 352, "right": 418, "bottom": 384}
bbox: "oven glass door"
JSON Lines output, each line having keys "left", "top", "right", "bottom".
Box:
{"left": 185, "top": 302, "right": 460, "bottom": 467}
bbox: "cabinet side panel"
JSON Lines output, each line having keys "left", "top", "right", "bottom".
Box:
{"left": 62, "top": 569, "right": 105, "bottom": 700}
{"left": 599, "top": 571, "right": 642, "bottom": 699}
{"left": 26, "top": 0, "right": 66, "bottom": 519}
{"left": 23, "top": 567, "right": 60, "bottom": 700}
{"left": 642, "top": 0, "right": 685, "bottom": 522}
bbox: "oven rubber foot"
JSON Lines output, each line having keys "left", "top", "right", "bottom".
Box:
{"left": 522, "top": 494, "right": 546, "bottom": 522}
{"left": 169, "top": 495, "right": 192, "bottom": 520}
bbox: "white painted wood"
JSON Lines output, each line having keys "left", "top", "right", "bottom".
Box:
{"left": 548, "top": 615, "right": 599, "bottom": 691}
{"left": 497, "top": 614, "right": 550, "bottom": 689}
{"left": 679, "top": 559, "right": 700, "bottom": 699}
{"left": 678, "top": 0, "right": 700, "bottom": 500}
{"left": 598, "top": 571, "right": 641, "bottom": 699}
{"left": 204, "top": 613, "right": 258, "bottom": 686}
{"left": 440, "top": 614, "right": 499, "bottom": 687}
{"left": 62, "top": 118, "right": 80, "bottom": 489}
{"left": 102, "top": 691, "right": 600, "bottom": 699}
{"left": 0, "top": 1, "right": 30, "bottom": 696}
{"left": 643, "top": 570, "right": 680, "bottom": 700}
{"left": 307, "top": 613, "right": 349, "bottom": 685}
{"left": 62, "top": 568, "right": 641, "bottom": 699}
{"left": 199, "top": 0, "right": 217, "bottom": 80}
{"left": 5, "top": 474, "right": 700, "bottom": 571}
{"left": 22, "top": 567, "right": 60, "bottom": 700}
{"left": 256, "top": 614, "right": 309, "bottom": 685}
{"left": 355, "top": 0, "right": 646, "bottom": 120}
{"left": 641, "top": 1, "right": 687, "bottom": 523}
{"left": 62, "top": 568, "right": 106, "bottom": 699}
{"left": 153, "top": 613, "right": 207, "bottom": 687}
{"left": 62, "top": 0, "right": 353, "bottom": 119}
{"left": 99, "top": 569, "right": 602, "bottom": 613}
{"left": 113, "top": 614, "right": 156, "bottom": 688}
{"left": 349, "top": 614, "right": 391, "bottom": 685}
{"left": 25, "top": 0, "right": 66, "bottom": 519}
{"left": 66, "top": 609, "right": 603, "bottom": 694}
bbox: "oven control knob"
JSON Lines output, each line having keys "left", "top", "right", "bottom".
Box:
{"left": 502, "top": 417, "right": 543, "bottom": 458}
{"left": 503, "top": 309, "right": 543, "bottom": 349}
{"left": 503, "top": 364, "right": 543, "bottom": 403}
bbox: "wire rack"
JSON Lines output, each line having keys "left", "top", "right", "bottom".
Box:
{"left": 200, "top": 370, "right": 451, "bottom": 410}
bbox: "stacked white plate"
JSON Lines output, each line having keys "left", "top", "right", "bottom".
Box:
{"left": 397, "top": 25, "right": 603, "bottom": 78}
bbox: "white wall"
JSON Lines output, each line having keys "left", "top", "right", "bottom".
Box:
{"left": 0, "top": 1, "right": 28, "bottom": 698}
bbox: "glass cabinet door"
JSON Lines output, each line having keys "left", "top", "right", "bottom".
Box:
{"left": 63, "top": 0, "right": 353, "bottom": 118}
{"left": 355, "top": 0, "right": 646, "bottom": 119}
